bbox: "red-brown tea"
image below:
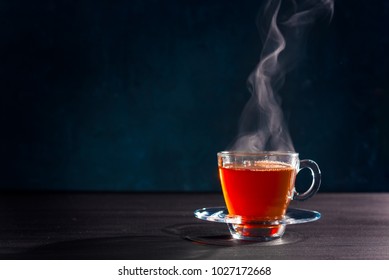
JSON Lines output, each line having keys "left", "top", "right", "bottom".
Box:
{"left": 219, "top": 161, "right": 296, "bottom": 221}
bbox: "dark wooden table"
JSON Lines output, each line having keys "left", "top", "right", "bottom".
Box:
{"left": 0, "top": 193, "right": 388, "bottom": 259}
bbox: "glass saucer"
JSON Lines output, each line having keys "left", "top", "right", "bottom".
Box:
{"left": 194, "top": 207, "right": 321, "bottom": 241}
{"left": 194, "top": 207, "right": 321, "bottom": 225}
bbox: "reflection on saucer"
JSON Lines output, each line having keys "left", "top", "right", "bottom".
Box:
{"left": 194, "top": 207, "right": 321, "bottom": 225}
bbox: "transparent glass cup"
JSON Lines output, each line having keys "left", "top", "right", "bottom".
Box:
{"left": 218, "top": 151, "right": 321, "bottom": 241}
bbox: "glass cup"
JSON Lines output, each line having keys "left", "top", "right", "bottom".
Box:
{"left": 218, "top": 151, "right": 321, "bottom": 241}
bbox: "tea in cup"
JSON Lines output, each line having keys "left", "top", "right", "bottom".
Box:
{"left": 218, "top": 151, "right": 321, "bottom": 241}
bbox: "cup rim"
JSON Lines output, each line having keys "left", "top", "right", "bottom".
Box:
{"left": 217, "top": 150, "right": 299, "bottom": 157}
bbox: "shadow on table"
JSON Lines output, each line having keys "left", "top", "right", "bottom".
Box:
{"left": 164, "top": 222, "right": 305, "bottom": 247}
{"left": 1, "top": 223, "right": 305, "bottom": 260}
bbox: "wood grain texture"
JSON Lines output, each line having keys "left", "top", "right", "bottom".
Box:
{"left": 0, "top": 193, "right": 388, "bottom": 259}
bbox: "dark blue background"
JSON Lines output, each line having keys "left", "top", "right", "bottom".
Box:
{"left": 1, "top": 0, "right": 388, "bottom": 192}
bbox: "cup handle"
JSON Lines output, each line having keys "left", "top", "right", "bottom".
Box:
{"left": 293, "top": 159, "right": 321, "bottom": 201}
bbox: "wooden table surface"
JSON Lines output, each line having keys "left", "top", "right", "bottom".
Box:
{"left": 0, "top": 192, "right": 388, "bottom": 259}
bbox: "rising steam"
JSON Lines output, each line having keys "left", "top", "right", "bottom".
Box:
{"left": 231, "top": 0, "right": 334, "bottom": 152}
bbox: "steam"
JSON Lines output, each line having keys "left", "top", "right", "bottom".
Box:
{"left": 231, "top": 0, "right": 333, "bottom": 152}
